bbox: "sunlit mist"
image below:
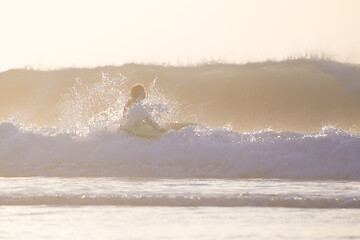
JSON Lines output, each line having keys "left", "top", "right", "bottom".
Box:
{"left": 1, "top": 1, "right": 360, "bottom": 239}
{"left": 1, "top": 0, "right": 360, "bottom": 71}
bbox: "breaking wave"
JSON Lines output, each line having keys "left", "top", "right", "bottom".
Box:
{"left": 0, "top": 59, "right": 359, "bottom": 180}
{"left": 0, "top": 122, "right": 359, "bottom": 180}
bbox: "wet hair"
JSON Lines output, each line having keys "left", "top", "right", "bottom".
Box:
{"left": 130, "top": 83, "right": 145, "bottom": 99}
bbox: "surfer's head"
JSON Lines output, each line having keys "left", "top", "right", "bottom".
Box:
{"left": 130, "top": 83, "right": 146, "bottom": 101}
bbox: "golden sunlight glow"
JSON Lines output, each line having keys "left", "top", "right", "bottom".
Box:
{"left": 0, "top": 0, "right": 359, "bottom": 71}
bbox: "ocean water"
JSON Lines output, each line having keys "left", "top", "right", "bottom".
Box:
{"left": 0, "top": 178, "right": 360, "bottom": 239}
{"left": 0, "top": 123, "right": 359, "bottom": 239}
{"left": 0, "top": 59, "right": 360, "bottom": 239}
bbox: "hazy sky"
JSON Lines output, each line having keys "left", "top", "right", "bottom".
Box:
{"left": 1, "top": 0, "right": 359, "bottom": 71}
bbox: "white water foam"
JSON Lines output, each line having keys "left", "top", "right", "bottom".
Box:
{"left": 0, "top": 122, "right": 359, "bottom": 180}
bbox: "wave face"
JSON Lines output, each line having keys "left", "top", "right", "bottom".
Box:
{"left": 0, "top": 122, "right": 359, "bottom": 179}
{"left": 0, "top": 59, "right": 359, "bottom": 179}
{"left": 0, "top": 59, "right": 359, "bottom": 132}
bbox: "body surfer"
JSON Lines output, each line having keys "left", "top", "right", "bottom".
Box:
{"left": 123, "top": 83, "right": 162, "bottom": 130}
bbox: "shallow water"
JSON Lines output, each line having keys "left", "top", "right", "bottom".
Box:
{"left": 1, "top": 206, "right": 359, "bottom": 240}
{"left": 1, "top": 177, "right": 359, "bottom": 239}
{"left": 1, "top": 178, "right": 359, "bottom": 208}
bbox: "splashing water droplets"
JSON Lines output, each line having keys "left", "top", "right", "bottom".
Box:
{"left": 141, "top": 76, "right": 180, "bottom": 126}
{"left": 57, "top": 73, "right": 179, "bottom": 137}
{"left": 57, "top": 73, "right": 128, "bottom": 136}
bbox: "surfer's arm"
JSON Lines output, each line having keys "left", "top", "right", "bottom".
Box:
{"left": 123, "top": 99, "right": 134, "bottom": 117}
{"left": 144, "top": 118, "right": 166, "bottom": 132}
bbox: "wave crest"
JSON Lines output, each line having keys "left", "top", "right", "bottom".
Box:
{"left": 0, "top": 122, "right": 359, "bottom": 180}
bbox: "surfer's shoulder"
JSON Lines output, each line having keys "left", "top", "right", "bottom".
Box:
{"left": 123, "top": 99, "right": 136, "bottom": 116}
{"left": 125, "top": 98, "right": 135, "bottom": 108}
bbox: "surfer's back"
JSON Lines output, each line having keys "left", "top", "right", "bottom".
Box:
{"left": 123, "top": 84, "right": 146, "bottom": 117}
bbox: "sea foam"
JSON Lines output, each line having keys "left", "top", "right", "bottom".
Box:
{"left": 0, "top": 122, "right": 359, "bottom": 180}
